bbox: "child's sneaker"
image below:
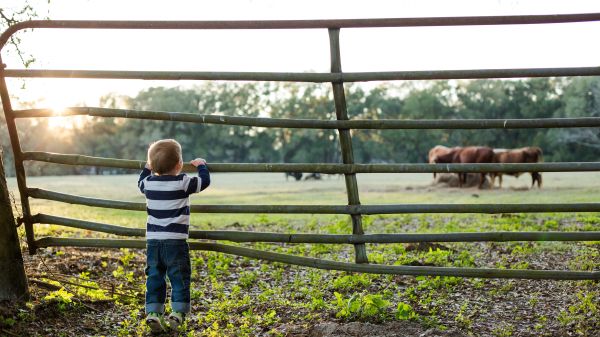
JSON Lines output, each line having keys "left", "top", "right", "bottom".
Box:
{"left": 146, "top": 312, "right": 166, "bottom": 334}
{"left": 167, "top": 311, "right": 185, "bottom": 330}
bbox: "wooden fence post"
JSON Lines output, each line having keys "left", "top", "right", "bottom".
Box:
{"left": 328, "top": 28, "right": 369, "bottom": 264}
{"left": 0, "top": 147, "right": 28, "bottom": 301}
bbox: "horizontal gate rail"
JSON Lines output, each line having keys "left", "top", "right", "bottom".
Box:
{"left": 3, "top": 13, "right": 600, "bottom": 48}
{"left": 34, "top": 213, "right": 600, "bottom": 243}
{"left": 27, "top": 188, "right": 600, "bottom": 214}
{"left": 22, "top": 151, "right": 600, "bottom": 173}
{"left": 34, "top": 237, "right": 600, "bottom": 280}
{"left": 5, "top": 67, "right": 600, "bottom": 82}
{"left": 13, "top": 107, "right": 600, "bottom": 129}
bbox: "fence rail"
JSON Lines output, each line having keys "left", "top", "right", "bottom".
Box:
{"left": 27, "top": 188, "right": 600, "bottom": 214}
{"left": 5, "top": 67, "right": 600, "bottom": 82}
{"left": 22, "top": 151, "right": 600, "bottom": 173}
{"left": 1, "top": 15, "right": 599, "bottom": 278}
{"left": 34, "top": 237, "right": 600, "bottom": 280}
{"left": 13, "top": 107, "right": 600, "bottom": 129}
{"left": 2, "top": 13, "right": 600, "bottom": 48}
{"left": 34, "top": 213, "right": 600, "bottom": 243}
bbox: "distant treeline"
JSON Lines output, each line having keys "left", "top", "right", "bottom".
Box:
{"left": 1, "top": 78, "right": 599, "bottom": 176}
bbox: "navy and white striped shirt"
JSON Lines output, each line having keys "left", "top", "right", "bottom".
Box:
{"left": 138, "top": 165, "right": 210, "bottom": 240}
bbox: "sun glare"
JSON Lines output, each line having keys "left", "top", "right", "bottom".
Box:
{"left": 46, "top": 106, "right": 71, "bottom": 129}
{"left": 46, "top": 105, "right": 85, "bottom": 130}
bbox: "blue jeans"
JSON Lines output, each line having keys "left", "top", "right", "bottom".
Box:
{"left": 145, "top": 239, "right": 191, "bottom": 314}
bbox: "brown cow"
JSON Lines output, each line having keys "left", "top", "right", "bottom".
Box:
{"left": 429, "top": 146, "right": 493, "bottom": 188}
{"left": 455, "top": 146, "right": 495, "bottom": 188}
{"left": 428, "top": 145, "right": 462, "bottom": 179}
{"left": 492, "top": 147, "right": 543, "bottom": 188}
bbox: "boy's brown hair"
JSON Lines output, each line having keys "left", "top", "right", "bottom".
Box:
{"left": 148, "top": 139, "right": 182, "bottom": 175}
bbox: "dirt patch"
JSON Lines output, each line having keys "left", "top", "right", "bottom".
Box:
{"left": 434, "top": 173, "right": 493, "bottom": 189}
{"left": 277, "top": 321, "right": 467, "bottom": 337}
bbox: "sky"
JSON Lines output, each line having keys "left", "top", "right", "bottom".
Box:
{"left": 2, "top": 0, "right": 600, "bottom": 110}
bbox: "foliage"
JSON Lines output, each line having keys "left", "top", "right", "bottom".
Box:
{"left": 333, "top": 291, "right": 391, "bottom": 321}
{"left": 0, "top": 1, "right": 47, "bottom": 67}
{"left": 332, "top": 273, "right": 372, "bottom": 291}
{"left": 2, "top": 78, "right": 600, "bottom": 176}
{"left": 557, "top": 290, "right": 599, "bottom": 335}
{"left": 395, "top": 302, "right": 418, "bottom": 320}
{"left": 43, "top": 288, "right": 74, "bottom": 311}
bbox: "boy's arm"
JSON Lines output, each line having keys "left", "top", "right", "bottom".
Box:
{"left": 186, "top": 158, "right": 210, "bottom": 195}
{"left": 138, "top": 163, "right": 152, "bottom": 194}
{"left": 197, "top": 164, "right": 210, "bottom": 191}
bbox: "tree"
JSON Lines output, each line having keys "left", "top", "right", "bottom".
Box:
{"left": 549, "top": 77, "right": 600, "bottom": 161}
{"left": 0, "top": 148, "right": 28, "bottom": 301}
{"left": 3, "top": 78, "right": 595, "bottom": 178}
{"left": 455, "top": 78, "right": 563, "bottom": 156}
{"left": 269, "top": 83, "right": 337, "bottom": 163}
{"left": 368, "top": 82, "right": 452, "bottom": 163}
{"left": 0, "top": 1, "right": 46, "bottom": 67}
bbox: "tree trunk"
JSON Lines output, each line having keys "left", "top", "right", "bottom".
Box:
{"left": 0, "top": 147, "right": 29, "bottom": 301}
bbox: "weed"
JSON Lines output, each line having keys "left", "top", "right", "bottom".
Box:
{"left": 0, "top": 315, "right": 16, "bottom": 328}
{"left": 44, "top": 288, "right": 74, "bottom": 311}
{"left": 557, "top": 290, "right": 599, "bottom": 335}
{"left": 333, "top": 291, "right": 390, "bottom": 321}
{"left": 528, "top": 292, "right": 540, "bottom": 307}
{"left": 310, "top": 295, "right": 327, "bottom": 310}
{"left": 332, "top": 273, "right": 372, "bottom": 291}
{"left": 534, "top": 314, "right": 547, "bottom": 331}
{"left": 238, "top": 270, "right": 258, "bottom": 288}
{"left": 206, "top": 252, "right": 233, "bottom": 277}
{"left": 119, "top": 248, "right": 136, "bottom": 266}
{"left": 255, "top": 214, "right": 270, "bottom": 225}
{"left": 509, "top": 261, "right": 530, "bottom": 270}
{"left": 311, "top": 243, "right": 332, "bottom": 255}
{"left": 423, "top": 248, "right": 452, "bottom": 266}
{"left": 454, "top": 250, "right": 476, "bottom": 267}
{"left": 112, "top": 265, "right": 134, "bottom": 283}
{"left": 395, "top": 302, "right": 418, "bottom": 320}
{"left": 543, "top": 219, "right": 560, "bottom": 230}
{"left": 362, "top": 215, "right": 374, "bottom": 230}
{"left": 416, "top": 276, "right": 462, "bottom": 291}
{"left": 470, "top": 278, "right": 486, "bottom": 289}
{"left": 454, "top": 302, "right": 472, "bottom": 330}
{"left": 191, "top": 288, "right": 205, "bottom": 300}
{"left": 324, "top": 218, "right": 351, "bottom": 234}
{"left": 368, "top": 251, "right": 387, "bottom": 264}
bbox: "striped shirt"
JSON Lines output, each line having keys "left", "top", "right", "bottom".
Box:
{"left": 138, "top": 165, "right": 210, "bottom": 240}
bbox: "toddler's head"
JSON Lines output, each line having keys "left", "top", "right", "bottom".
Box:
{"left": 148, "top": 139, "right": 183, "bottom": 175}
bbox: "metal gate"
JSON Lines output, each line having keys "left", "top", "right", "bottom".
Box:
{"left": 1, "top": 14, "right": 600, "bottom": 280}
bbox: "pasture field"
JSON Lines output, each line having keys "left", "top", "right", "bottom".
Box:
{"left": 4, "top": 172, "right": 600, "bottom": 336}
{"left": 9, "top": 171, "right": 600, "bottom": 230}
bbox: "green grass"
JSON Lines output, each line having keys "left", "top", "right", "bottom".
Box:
{"left": 8, "top": 171, "right": 600, "bottom": 231}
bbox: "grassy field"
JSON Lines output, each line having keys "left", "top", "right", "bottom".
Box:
{"left": 8, "top": 171, "right": 600, "bottom": 230}
{"left": 4, "top": 172, "right": 600, "bottom": 336}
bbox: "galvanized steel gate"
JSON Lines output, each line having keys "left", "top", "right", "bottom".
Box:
{"left": 1, "top": 14, "right": 600, "bottom": 280}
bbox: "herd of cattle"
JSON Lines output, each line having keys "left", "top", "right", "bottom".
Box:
{"left": 428, "top": 145, "right": 543, "bottom": 189}
{"left": 284, "top": 145, "right": 543, "bottom": 189}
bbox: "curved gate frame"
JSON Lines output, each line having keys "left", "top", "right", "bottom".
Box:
{"left": 1, "top": 14, "right": 600, "bottom": 280}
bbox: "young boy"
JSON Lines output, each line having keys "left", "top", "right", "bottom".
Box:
{"left": 138, "top": 139, "right": 210, "bottom": 333}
